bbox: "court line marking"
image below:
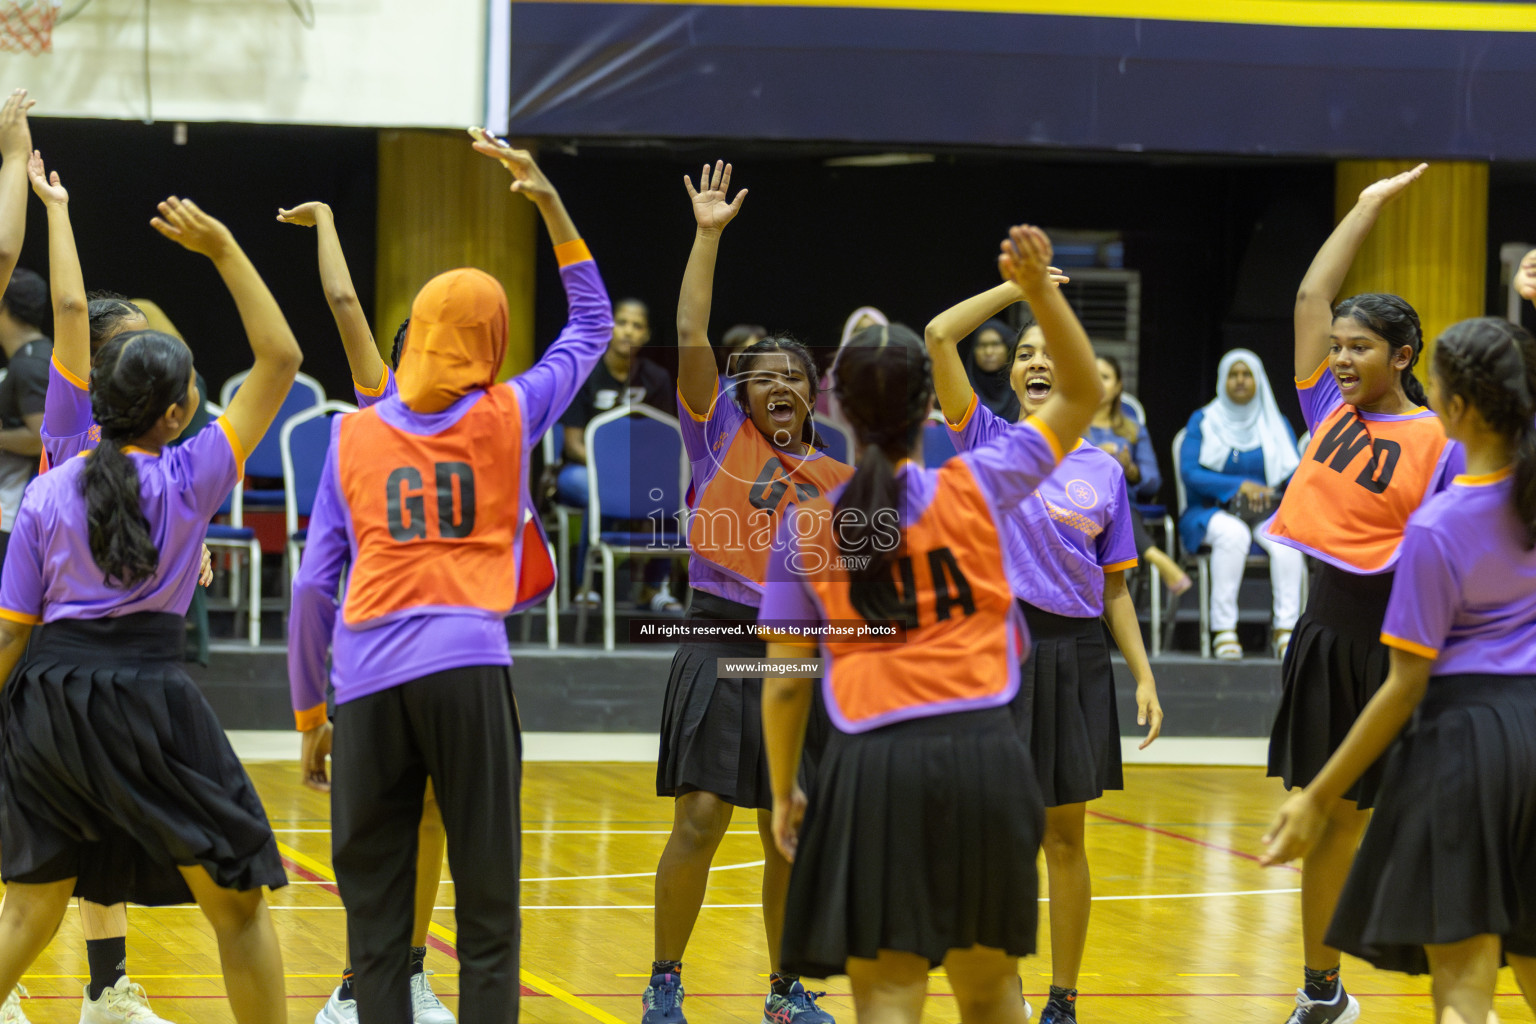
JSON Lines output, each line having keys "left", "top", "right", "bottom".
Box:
{"left": 274, "top": 829, "right": 764, "bottom": 835}
{"left": 277, "top": 842, "right": 626, "bottom": 1024}
{"left": 277, "top": 860, "right": 766, "bottom": 884}
{"left": 1087, "top": 808, "right": 1301, "bottom": 873}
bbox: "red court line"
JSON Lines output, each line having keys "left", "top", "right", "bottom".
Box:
{"left": 279, "top": 856, "right": 462, "bottom": 964}
{"left": 560, "top": 992, "right": 1523, "bottom": 1000}
{"left": 1086, "top": 809, "right": 1301, "bottom": 873}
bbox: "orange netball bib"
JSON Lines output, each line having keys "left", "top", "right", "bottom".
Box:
{"left": 337, "top": 386, "right": 548, "bottom": 626}
{"left": 801, "top": 460, "right": 1018, "bottom": 729}
{"left": 689, "top": 421, "right": 852, "bottom": 589}
{"left": 1267, "top": 404, "right": 1452, "bottom": 574}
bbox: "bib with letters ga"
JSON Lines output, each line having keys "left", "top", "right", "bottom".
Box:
{"left": 336, "top": 385, "right": 554, "bottom": 626}
{"left": 797, "top": 460, "right": 1019, "bottom": 732}
{"left": 688, "top": 421, "right": 851, "bottom": 591}
{"left": 1266, "top": 404, "right": 1452, "bottom": 574}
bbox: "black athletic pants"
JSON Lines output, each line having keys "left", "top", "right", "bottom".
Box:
{"left": 332, "top": 665, "right": 522, "bottom": 1024}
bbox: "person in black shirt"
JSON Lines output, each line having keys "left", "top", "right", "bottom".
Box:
{"left": 0, "top": 266, "right": 51, "bottom": 565}
{"left": 557, "top": 298, "right": 680, "bottom": 610}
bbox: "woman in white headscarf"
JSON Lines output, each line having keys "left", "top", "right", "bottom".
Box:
{"left": 1178, "top": 348, "right": 1306, "bottom": 660}
{"left": 820, "top": 306, "right": 889, "bottom": 426}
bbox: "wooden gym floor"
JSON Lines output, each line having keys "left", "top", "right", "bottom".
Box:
{"left": 12, "top": 763, "right": 1534, "bottom": 1024}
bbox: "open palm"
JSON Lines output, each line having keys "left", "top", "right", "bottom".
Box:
{"left": 1359, "top": 162, "right": 1427, "bottom": 206}
{"left": 684, "top": 160, "right": 746, "bottom": 231}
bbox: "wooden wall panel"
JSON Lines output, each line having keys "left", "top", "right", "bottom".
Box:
{"left": 375, "top": 130, "right": 537, "bottom": 378}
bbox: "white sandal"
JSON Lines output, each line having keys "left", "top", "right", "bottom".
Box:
{"left": 1273, "top": 628, "right": 1293, "bottom": 662}
{"left": 1213, "top": 630, "right": 1243, "bottom": 660}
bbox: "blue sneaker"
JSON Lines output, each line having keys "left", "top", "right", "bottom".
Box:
{"left": 762, "top": 980, "right": 834, "bottom": 1024}
{"left": 641, "top": 973, "right": 685, "bottom": 1024}
{"left": 1037, "top": 991, "right": 1076, "bottom": 1024}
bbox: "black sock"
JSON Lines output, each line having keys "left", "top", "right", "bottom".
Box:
{"left": 770, "top": 973, "right": 798, "bottom": 997}
{"left": 338, "top": 969, "right": 355, "bottom": 1002}
{"left": 86, "top": 937, "right": 127, "bottom": 1001}
{"left": 1304, "top": 966, "right": 1340, "bottom": 1002}
{"left": 410, "top": 945, "right": 428, "bottom": 977}
{"left": 651, "top": 961, "right": 682, "bottom": 979}
{"left": 1048, "top": 986, "right": 1078, "bottom": 1018}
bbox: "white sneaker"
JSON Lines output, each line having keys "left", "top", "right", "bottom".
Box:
{"left": 79, "top": 978, "right": 170, "bottom": 1024}
{"left": 410, "top": 971, "right": 456, "bottom": 1024}
{"left": 315, "top": 986, "right": 359, "bottom": 1024}
{"left": 646, "top": 582, "right": 683, "bottom": 613}
{"left": 1, "top": 985, "right": 29, "bottom": 1024}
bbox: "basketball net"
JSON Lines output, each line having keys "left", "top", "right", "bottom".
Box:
{"left": 0, "top": 0, "right": 60, "bottom": 55}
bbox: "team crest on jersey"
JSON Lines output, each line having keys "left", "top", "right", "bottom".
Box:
{"left": 1066, "top": 479, "right": 1097, "bottom": 509}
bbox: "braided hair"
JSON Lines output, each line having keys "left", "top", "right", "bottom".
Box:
{"left": 86, "top": 291, "right": 147, "bottom": 354}
{"left": 1333, "top": 293, "right": 1427, "bottom": 407}
{"left": 830, "top": 323, "right": 934, "bottom": 624}
{"left": 730, "top": 334, "right": 826, "bottom": 450}
{"left": 390, "top": 317, "right": 410, "bottom": 371}
{"left": 1432, "top": 317, "right": 1536, "bottom": 548}
{"left": 84, "top": 331, "right": 193, "bottom": 588}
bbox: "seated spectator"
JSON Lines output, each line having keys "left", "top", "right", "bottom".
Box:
{"left": 1178, "top": 348, "right": 1305, "bottom": 660}
{"left": 558, "top": 297, "right": 681, "bottom": 610}
{"left": 1090, "top": 354, "right": 1189, "bottom": 595}
{"left": 0, "top": 267, "right": 51, "bottom": 566}
{"left": 960, "top": 318, "right": 1020, "bottom": 420}
{"left": 822, "top": 305, "right": 887, "bottom": 426}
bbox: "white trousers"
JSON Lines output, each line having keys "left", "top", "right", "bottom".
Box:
{"left": 1204, "top": 509, "right": 1303, "bottom": 632}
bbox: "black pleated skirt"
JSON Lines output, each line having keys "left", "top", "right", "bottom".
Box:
{"left": 781, "top": 707, "right": 1044, "bottom": 979}
{"left": 655, "top": 594, "right": 830, "bottom": 810}
{"left": 1327, "top": 674, "right": 1536, "bottom": 973}
{"left": 1013, "top": 602, "right": 1122, "bottom": 807}
{"left": 0, "top": 614, "right": 288, "bottom": 906}
{"left": 1268, "top": 565, "right": 1394, "bottom": 808}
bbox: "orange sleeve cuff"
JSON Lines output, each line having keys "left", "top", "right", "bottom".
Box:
{"left": 0, "top": 608, "right": 40, "bottom": 626}
{"left": 554, "top": 239, "right": 593, "bottom": 268}
{"left": 294, "top": 704, "right": 328, "bottom": 731}
{"left": 948, "top": 393, "right": 980, "bottom": 432}
{"left": 354, "top": 366, "right": 390, "bottom": 398}
{"left": 216, "top": 417, "right": 247, "bottom": 482}
{"left": 1380, "top": 633, "right": 1439, "bottom": 660}
{"left": 677, "top": 382, "right": 715, "bottom": 423}
{"left": 1296, "top": 358, "right": 1329, "bottom": 388}
{"left": 1102, "top": 558, "right": 1139, "bottom": 574}
{"left": 51, "top": 355, "right": 89, "bottom": 391}
{"left": 1023, "top": 414, "right": 1066, "bottom": 464}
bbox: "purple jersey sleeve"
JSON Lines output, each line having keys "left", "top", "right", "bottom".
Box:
{"left": 678, "top": 377, "right": 749, "bottom": 468}
{"left": 162, "top": 418, "right": 243, "bottom": 521}
{"left": 1097, "top": 469, "right": 1139, "bottom": 570}
{"left": 0, "top": 491, "right": 45, "bottom": 624}
{"left": 949, "top": 395, "right": 1009, "bottom": 451}
{"left": 353, "top": 366, "right": 397, "bottom": 409}
{"left": 42, "top": 359, "right": 96, "bottom": 470}
{"left": 288, "top": 417, "right": 350, "bottom": 725}
{"left": 758, "top": 512, "right": 823, "bottom": 633}
{"left": 510, "top": 258, "right": 614, "bottom": 444}
{"left": 959, "top": 414, "right": 1064, "bottom": 509}
{"left": 1296, "top": 362, "right": 1344, "bottom": 435}
{"left": 1379, "top": 521, "right": 1458, "bottom": 659}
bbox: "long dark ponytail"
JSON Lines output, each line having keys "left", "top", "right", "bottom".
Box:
{"left": 85, "top": 330, "right": 193, "bottom": 587}
{"left": 830, "top": 323, "right": 932, "bottom": 624}
{"left": 1333, "top": 293, "right": 1426, "bottom": 406}
{"left": 1432, "top": 317, "right": 1536, "bottom": 548}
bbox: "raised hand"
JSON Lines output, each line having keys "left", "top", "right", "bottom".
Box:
{"left": 683, "top": 160, "right": 747, "bottom": 233}
{"left": 1358, "top": 162, "right": 1427, "bottom": 207}
{"left": 998, "top": 224, "right": 1055, "bottom": 297}
{"left": 0, "top": 88, "right": 34, "bottom": 161}
{"left": 276, "top": 201, "right": 331, "bottom": 228}
{"left": 26, "top": 150, "right": 66, "bottom": 206}
{"left": 472, "top": 135, "right": 559, "bottom": 204}
{"left": 151, "top": 197, "right": 235, "bottom": 259}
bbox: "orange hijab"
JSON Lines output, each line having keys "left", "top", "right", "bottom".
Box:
{"left": 396, "top": 268, "right": 509, "bottom": 413}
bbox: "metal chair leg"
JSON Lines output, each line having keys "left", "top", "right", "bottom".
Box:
{"left": 248, "top": 543, "right": 263, "bottom": 647}
{"left": 1149, "top": 564, "right": 1162, "bottom": 657}
{"left": 601, "top": 547, "right": 616, "bottom": 652}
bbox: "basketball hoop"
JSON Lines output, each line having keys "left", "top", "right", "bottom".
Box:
{"left": 0, "top": 0, "right": 61, "bottom": 55}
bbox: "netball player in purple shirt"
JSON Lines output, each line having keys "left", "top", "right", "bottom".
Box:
{"left": 277, "top": 196, "right": 453, "bottom": 1024}
{"left": 925, "top": 272, "right": 1163, "bottom": 1024}
{"left": 1263, "top": 317, "right": 1536, "bottom": 1024}
{"left": 0, "top": 195, "right": 302, "bottom": 1024}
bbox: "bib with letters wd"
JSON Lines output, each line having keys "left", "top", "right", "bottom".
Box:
{"left": 336, "top": 385, "right": 552, "bottom": 626}
{"left": 796, "top": 460, "right": 1021, "bottom": 732}
{"left": 1266, "top": 402, "right": 1453, "bottom": 574}
{"left": 689, "top": 419, "right": 852, "bottom": 591}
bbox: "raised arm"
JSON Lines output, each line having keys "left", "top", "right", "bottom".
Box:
{"left": 1294, "top": 163, "right": 1426, "bottom": 379}
{"left": 151, "top": 198, "right": 301, "bottom": 455}
{"left": 277, "top": 201, "right": 384, "bottom": 393}
{"left": 677, "top": 160, "right": 747, "bottom": 416}
{"left": 999, "top": 226, "right": 1102, "bottom": 445}
{"left": 0, "top": 90, "right": 34, "bottom": 294}
{"left": 925, "top": 282, "right": 1021, "bottom": 422}
{"left": 28, "top": 152, "right": 88, "bottom": 384}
